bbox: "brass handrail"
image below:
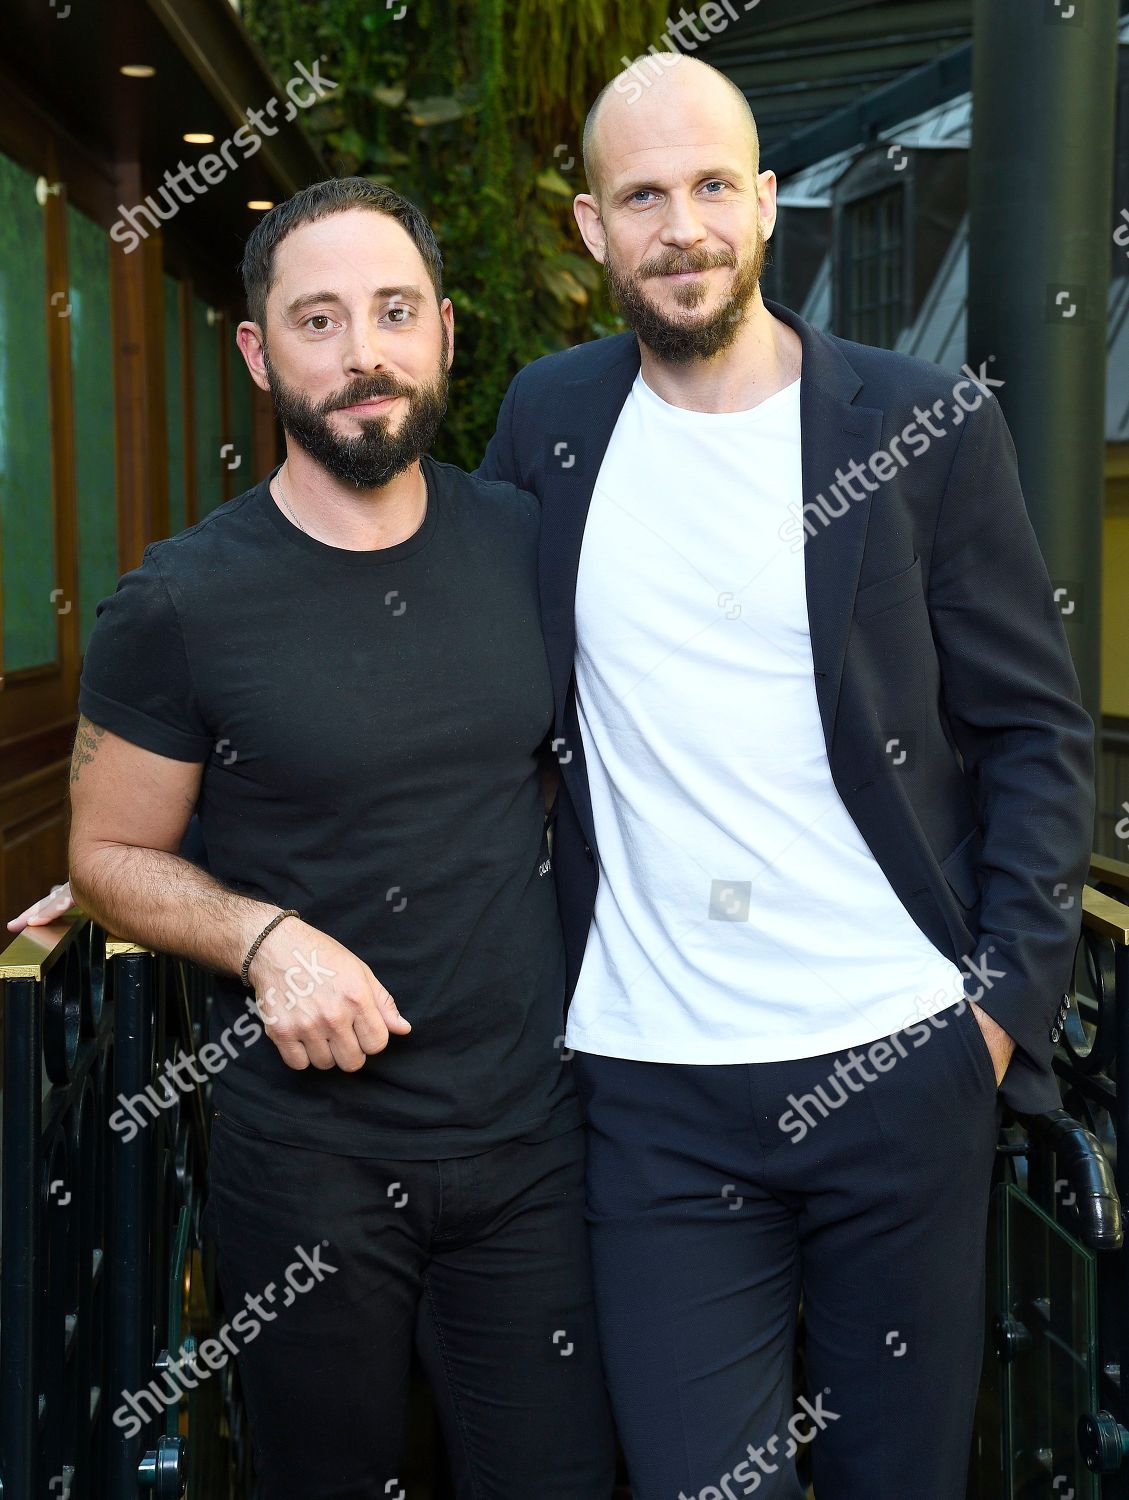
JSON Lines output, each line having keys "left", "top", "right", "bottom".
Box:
{"left": 0, "top": 907, "right": 149, "bottom": 980}
{"left": 1082, "top": 885, "right": 1129, "bottom": 945}
{"left": 0, "top": 908, "right": 88, "bottom": 981}
{"left": 1090, "top": 851, "right": 1129, "bottom": 900}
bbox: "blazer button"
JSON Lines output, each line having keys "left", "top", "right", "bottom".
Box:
{"left": 584, "top": 844, "right": 594, "bottom": 861}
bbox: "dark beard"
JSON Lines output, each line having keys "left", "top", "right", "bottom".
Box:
{"left": 264, "top": 332, "right": 449, "bottom": 488}
{"left": 603, "top": 232, "right": 766, "bottom": 363}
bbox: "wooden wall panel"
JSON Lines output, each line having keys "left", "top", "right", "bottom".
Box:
{"left": 110, "top": 160, "right": 169, "bottom": 574}
{"left": 1, "top": 760, "right": 71, "bottom": 922}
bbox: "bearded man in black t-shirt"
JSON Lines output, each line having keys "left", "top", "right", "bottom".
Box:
{"left": 40, "top": 178, "right": 615, "bottom": 1500}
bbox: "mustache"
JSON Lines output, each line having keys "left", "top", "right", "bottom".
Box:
{"left": 637, "top": 248, "right": 738, "bottom": 280}
{"left": 319, "top": 374, "right": 415, "bottom": 414}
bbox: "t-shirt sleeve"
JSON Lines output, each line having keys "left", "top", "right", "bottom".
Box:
{"left": 78, "top": 546, "right": 213, "bottom": 762}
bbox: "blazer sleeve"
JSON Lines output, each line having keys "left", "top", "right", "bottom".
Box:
{"left": 926, "top": 390, "right": 1095, "bottom": 1078}
{"left": 474, "top": 370, "right": 522, "bottom": 486}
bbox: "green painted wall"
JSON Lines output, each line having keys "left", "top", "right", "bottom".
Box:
{"left": 0, "top": 152, "right": 57, "bottom": 670}
{"left": 68, "top": 203, "right": 118, "bottom": 648}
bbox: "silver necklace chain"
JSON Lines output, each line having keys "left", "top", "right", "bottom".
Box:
{"left": 275, "top": 468, "right": 306, "bottom": 534}
{"left": 274, "top": 466, "right": 428, "bottom": 544}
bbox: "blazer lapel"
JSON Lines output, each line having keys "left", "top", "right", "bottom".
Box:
{"left": 538, "top": 333, "right": 641, "bottom": 724}
{"left": 765, "top": 299, "right": 883, "bottom": 748}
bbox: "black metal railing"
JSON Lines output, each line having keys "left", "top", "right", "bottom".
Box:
{"left": 1060, "top": 857, "right": 1129, "bottom": 1495}
{"left": 970, "top": 856, "right": 1129, "bottom": 1499}
{"left": 0, "top": 916, "right": 252, "bottom": 1500}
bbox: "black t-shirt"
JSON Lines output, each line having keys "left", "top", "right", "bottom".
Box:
{"left": 79, "top": 456, "right": 579, "bottom": 1158}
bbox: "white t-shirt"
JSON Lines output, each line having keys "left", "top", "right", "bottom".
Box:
{"left": 564, "top": 370, "right": 966, "bottom": 1063}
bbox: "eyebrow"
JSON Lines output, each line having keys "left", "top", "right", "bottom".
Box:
{"left": 283, "top": 285, "right": 427, "bottom": 318}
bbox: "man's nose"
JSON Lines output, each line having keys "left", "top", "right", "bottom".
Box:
{"left": 343, "top": 321, "right": 390, "bottom": 375}
{"left": 658, "top": 193, "right": 709, "bottom": 249}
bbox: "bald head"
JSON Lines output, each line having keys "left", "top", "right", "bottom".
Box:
{"left": 582, "top": 55, "right": 760, "bottom": 201}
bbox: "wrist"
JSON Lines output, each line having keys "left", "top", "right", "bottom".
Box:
{"left": 241, "top": 908, "right": 299, "bottom": 990}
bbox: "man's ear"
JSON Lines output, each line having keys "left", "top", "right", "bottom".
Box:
{"left": 236, "top": 322, "right": 270, "bottom": 393}
{"left": 440, "top": 296, "right": 455, "bottom": 371}
{"left": 573, "top": 194, "right": 608, "bottom": 265}
{"left": 757, "top": 168, "right": 780, "bottom": 242}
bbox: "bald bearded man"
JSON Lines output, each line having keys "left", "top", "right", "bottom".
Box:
{"left": 478, "top": 54, "right": 1092, "bottom": 1500}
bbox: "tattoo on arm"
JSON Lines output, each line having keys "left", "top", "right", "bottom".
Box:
{"left": 70, "top": 715, "right": 108, "bottom": 784}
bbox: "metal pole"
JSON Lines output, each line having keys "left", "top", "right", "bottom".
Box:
{"left": 967, "top": 0, "right": 1119, "bottom": 727}
{"left": 106, "top": 952, "right": 156, "bottom": 1497}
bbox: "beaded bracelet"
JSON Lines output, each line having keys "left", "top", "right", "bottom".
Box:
{"left": 240, "top": 909, "right": 300, "bottom": 988}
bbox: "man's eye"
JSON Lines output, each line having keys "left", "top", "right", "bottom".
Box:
{"left": 305, "top": 315, "right": 333, "bottom": 331}
{"left": 385, "top": 306, "right": 414, "bottom": 324}
{"left": 630, "top": 190, "right": 655, "bottom": 205}
{"left": 703, "top": 181, "right": 726, "bottom": 194}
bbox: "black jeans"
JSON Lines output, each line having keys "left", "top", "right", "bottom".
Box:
{"left": 202, "top": 1113, "right": 616, "bottom": 1500}
{"left": 574, "top": 999, "right": 1002, "bottom": 1500}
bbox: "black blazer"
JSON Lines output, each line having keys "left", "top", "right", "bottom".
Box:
{"left": 475, "top": 298, "right": 1095, "bottom": 1115}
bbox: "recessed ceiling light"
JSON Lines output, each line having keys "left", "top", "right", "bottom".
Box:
{"left": 247, "top": 200, "right": 274, "bottom": 211}
{"left": 120, "top": 64, "right": 156, "bottom": 78}
{"left": 183, "top": 132, "right": 216, "bottom": 145}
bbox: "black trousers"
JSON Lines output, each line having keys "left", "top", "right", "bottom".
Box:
{"left": 573, "top": 999, "right": 1002, "bottom": 1500}
{"left": 202, "top": 1115, "right": 616, "bottom": 1500}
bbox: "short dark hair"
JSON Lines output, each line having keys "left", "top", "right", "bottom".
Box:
{"left": 241, "top": 176, "right": 444, "bottom": 330}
